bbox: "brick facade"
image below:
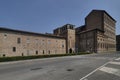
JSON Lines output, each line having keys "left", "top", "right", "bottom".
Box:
{"left": 0, "top": 28, "right": 66, "bottom": 57}
{"left": 76, "top": 10, "right": 116, "bottom": 53}
{"left": 0, "top": 10, "right": 117, "bottom": 57}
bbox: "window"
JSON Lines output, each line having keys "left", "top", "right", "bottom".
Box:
{"left": 22, "top": 53, "right": 24, "bottom": 56}
{"left": 48, "top": 40, "right": 51, "bottom": 44}
{"left": 35, "top": 39, "right": 39, "bottom": 46}
{"left": 13, "top": 47, "right": 16, "bottom": 52}
{"left": 27, "top": 38, "right": 30, "bottom": 43}
{"left": 17, "top": 38, "right": 21, "bottom": 44}
{"left": 4, "top": 33, "right": 7, "bottom": 39}
{"left": 42, "top": 40, "right": 45, "bottom": 45}
{"left": 43, "top": 50, "right": 44, "bottom": 54}
{"left": 48, "top": 50, "right": 50, "bottom": 54}
{"left": 36, "top": 51, "right": 38, "bottom": 55}
{"left": 3, "top": 54, "right": 6, "bottom": 57}
{"left": 4, "top": 34, "right": 7, "bottom": 36}
{"left": 62, "top": 44, "right": 64, "bottom": 48}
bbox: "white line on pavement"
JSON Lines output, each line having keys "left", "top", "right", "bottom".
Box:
{"left": 115, "top": 57, "right": 120, "bottom": 60}
{"left": 79, "top": 57, "right": 120, "bottom": 80}
{"left": 99, "top": 66, "right": 120, "bottom": 77}
{"left": 109, "top": 61, "right": 120, "bottom": 65}
{"left": 79, "top": 62, "right": 110, "bottom": 80}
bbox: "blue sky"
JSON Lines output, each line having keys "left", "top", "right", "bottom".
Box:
{"left": 0, "top": 0, "right": 120, "bottom": 35}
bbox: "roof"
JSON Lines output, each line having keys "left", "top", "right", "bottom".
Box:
{"left": 116, "top": 35, "right": 120, "bottom": 37}
{"left": 75, "top": 25, "right": 86, "bottom": 33}
{"left": 76, "top": 28, "right": 104, "bottom": 34}
{"left": 0, "top": 27, "right": 65, "bottom": 39}
{"left": 86, "top": 10, "right": 116, "bottom": 22}
{"left": 54, "top": 24, "right": 75, "bottom": 31}
{"left": 76, "top": 25, "right": 86, "bottom": 30}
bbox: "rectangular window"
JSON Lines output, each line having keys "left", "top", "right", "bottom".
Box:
{"left": 48, "top": 50, "right": 50, "bottom": 54}
{"left": 43, "top": 50, "right": 44, "bottom": 54}
{"left": 27, "top": 38, "right": 30, "bottom": 43}
{"left": 17, "top": 38, "right": 21, "bottom": 44}
{"left": 4, "top": 33, "right": 7, "bottom": 39}
{"left": 48, "top": 40, "right": 51, "bottom": 44}
{"left": 42, "top": 40, "right": 45, "bottom": 45}
{"left": 13, "top": 47, "right": 16, "bottom": 52}
{"left": 36, "top": 50, "right": 38, "bottom": 55}
{"left": 62, "top": 44, "right": 64, "bottom": 48}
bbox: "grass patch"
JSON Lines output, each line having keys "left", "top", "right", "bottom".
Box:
{"left": 0, "top": 52, "right": 91, "bottom": 62}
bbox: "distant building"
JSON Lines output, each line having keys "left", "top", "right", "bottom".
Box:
{"left": 75, "top": 10, "right": 116, "bottom": 53}
{"left": 116, "top": 35, "right": 120, "bottom": 51}
{"left": 0, "top": 10, "right": 116, "bottom": 57}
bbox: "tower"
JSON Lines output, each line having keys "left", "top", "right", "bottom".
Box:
{"left": 54, "top": 24, "right": 76, "bottom": 53}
